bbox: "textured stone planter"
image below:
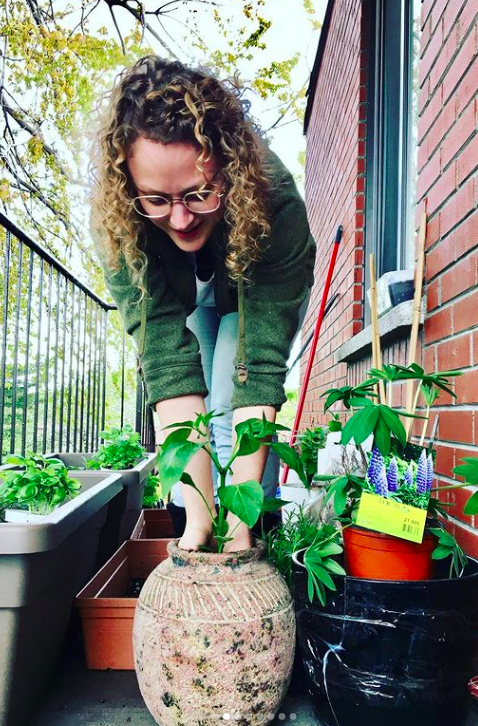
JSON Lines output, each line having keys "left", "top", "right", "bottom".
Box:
{"left": 133, "top": 539, "right": 295, "bottom": 726}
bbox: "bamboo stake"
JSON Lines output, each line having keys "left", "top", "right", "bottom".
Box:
{"left": 369, "top": 253, "right": 386, "bottom": 404}
{"left": 405, "top": 202, "right": 428, "bottom": 438}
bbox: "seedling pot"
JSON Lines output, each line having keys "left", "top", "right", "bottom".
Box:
{"left": 343, "top": 525, "right": 437, "bottom": 580}
{"left": 75, "top": 538, "right": 170, "bottom": 670}
{"left": 133, "top": 539, "right": 296, "bottom": 726}
{"left": 292, "top": 551, "right": 478, "bottom": 726}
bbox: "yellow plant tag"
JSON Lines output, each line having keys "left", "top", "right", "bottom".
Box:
{"left": 355, "top": 492, "right": 427, "bottom": 543}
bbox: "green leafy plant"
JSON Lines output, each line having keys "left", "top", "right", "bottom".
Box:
{"left": 0, "top": 454, "right": 81, "bottom": 515}
{"left": 142, "top": 473, "right": 162, "bottom": 509}
{"left": 266, "top": 508, "right": 345, "bottom": 605}
{"left": 158, "top": 412, "right": 307, "bottom": 553}
{"left": 296, "top": 425, "right": 326, "bottom": 483}
{"left": 86, "top": 424, "right": 146, "bottom": 470}
{"left": 429, "top": 527, "right": 467, "bottom": 578}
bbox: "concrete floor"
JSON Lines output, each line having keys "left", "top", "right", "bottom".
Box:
{"left": 28, "top": 636, "right": 318, "bottom": 726}
{"left": 28, "top": 634, "right": 478, "bottom": 726}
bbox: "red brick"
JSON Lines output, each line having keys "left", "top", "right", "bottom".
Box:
{"left": 442, "top": 27, "right": 478, "bottom": 104}
{"left": 424, "top": 306, "right": 453, "bottom": 344}
{"left": 424, "top": 96, "right": 457, "bottom": 158}
{"left": 442, "top": 0, "right": 467, "bottom": 40}
{"left": 441, "top": 251, "right": 478, "bottom": 303}
{"left": 426, "top": 236, "right": 454, "bottom": 279}
{"left": 455, "top": 56, "right": 478, "bottom": 116}
{"left": 427, "top": 278, "right": 440, "bottom": 311}
{"left": 420, "top": 13, "right": 445, "bottom": 84}
{"left": 454, "top": 288, "right": 478, "bottom": 333}
{"left": 455, "top": 369, "right": 478, "bottom": 403}
{"left": 440, "top": 177, "right": 476, "bottom": 237}
{"left": 439, "top": 410, "right": 473, "bottom": 443}
{"left": 440, "top": 101, "right": 477, "bottom": 170}
{"left": 448, "top": 485, "right": 475, "bottom": 526}
{"left": 436, "top": 334, "right": 472, "bottom": 371}
{"left": 474, "top": 330, "right": 478, "bottom": 364}
{"left": 456, "top": 129, "right": 478, "bottom": 185}
{"left": 454, "top": 208, "right": 478, "bottom": 259}
{"left": 433, "top": 443, "right": 455, "bottom": 478}
{"left": 424, "top": 344, "right": 436, "bottom": 372}
{"left": 425, "top": 213, "right": 441, "bottom": 249}
{"left": 429, "top": 23, "right": 459, "bottom": 93}
{"left": 424, "top": 160, "right": 456, "bottom": 213}
{"left": 419, "top": 86, "right": 446, "bottom": 144}
{"left": 452, "top": 522, "right": 478, "bottom": 557}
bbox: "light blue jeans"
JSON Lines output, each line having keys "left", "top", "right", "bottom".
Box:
{"left": 171, "top": 296, "right": 310, "bottom": 506}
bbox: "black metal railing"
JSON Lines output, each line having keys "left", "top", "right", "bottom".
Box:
{"left": 0, "top": 212, "right": 154, "bottom": 463}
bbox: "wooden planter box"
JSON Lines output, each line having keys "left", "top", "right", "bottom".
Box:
{"left": 75, "top": 538, "right": 170, "bottom": 670}
{"left": 130, "top": 508, "right": 175, "bottom": 540}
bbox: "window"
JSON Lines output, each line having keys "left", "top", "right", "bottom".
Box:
{"left": 364, "top": 0, "right": 421, "bottom": 293}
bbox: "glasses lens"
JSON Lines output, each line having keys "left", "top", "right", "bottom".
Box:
{"left": 133, "top": 196, "right": 170, "bottom": 218}
{"left": 183, "top": 190, "right": 220, "bottom": 213}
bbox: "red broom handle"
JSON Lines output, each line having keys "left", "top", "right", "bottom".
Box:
{"left": 281, "top": 226, "right": 343, "bottom": 485}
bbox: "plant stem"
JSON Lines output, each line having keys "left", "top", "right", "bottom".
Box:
{"left": 187, "top": 481, "right": 216, "bottom": 522}
{"left": 419, "top": 405, "right": 430, "bottom": 447}
{"left": 387, "top": 380, "right": 392, "bottom": 409}
{"left": 430, "top": 483, "right": 469, "bottom": 493}
{"left": 406, "top": 385, "right": 422, "bottom": 441}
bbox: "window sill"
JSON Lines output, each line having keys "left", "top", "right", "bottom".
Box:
{"left": 336, "top": 299, "right": 425, "bottom": 364}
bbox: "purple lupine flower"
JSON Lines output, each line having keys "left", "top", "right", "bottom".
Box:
{"left": 368, "top": 447, "right": 384, "bottom": 487}
{"left": 404, "top": 463, "right": 414, "bottom": 487}
{"left": 387, "top": 457, "right": 398, "bottom": 492}
{"left": 375, "top": 464, "right": 388, "bottom": 497}
{"left": 416, "top": 449, "right": 428, "bottom": 494}
{"left": 426, "top": 454, "right": 434, "bottom": 491}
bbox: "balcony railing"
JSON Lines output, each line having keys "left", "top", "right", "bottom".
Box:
{"left": 0, "top": 211, "right": 154, "bottom": 463}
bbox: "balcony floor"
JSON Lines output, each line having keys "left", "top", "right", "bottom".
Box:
{"left": 28, "top": 633, "right": 318, "bottom": 726}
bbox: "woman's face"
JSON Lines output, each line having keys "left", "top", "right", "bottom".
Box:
{"left": 126, "top": 138, "right": 224, "bottom": 253}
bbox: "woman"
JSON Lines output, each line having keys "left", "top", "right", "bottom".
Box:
{"left": 91, "top": 55, "right": 316, "bottom": 552}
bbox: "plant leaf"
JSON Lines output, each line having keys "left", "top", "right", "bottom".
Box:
{"left": 217, "top": 480, "right": 264, "bottom": 528}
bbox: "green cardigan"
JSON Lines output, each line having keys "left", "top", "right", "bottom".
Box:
{"left": 97, "top": 151, "right": 316, "bottom": 411}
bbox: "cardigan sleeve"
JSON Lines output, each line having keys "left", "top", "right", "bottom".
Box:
{"left": 97, "top": 247, "right": 208, "bottom": 408}
{"left": 231, "top": 172, "right": 316, "bottom": 412}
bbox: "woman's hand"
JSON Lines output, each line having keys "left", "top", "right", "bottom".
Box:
{"left": 156, "top": 395, "right": 216, "bottom": 550}
{"left": 223, "top": 404, "right": 276, "bottom": 552}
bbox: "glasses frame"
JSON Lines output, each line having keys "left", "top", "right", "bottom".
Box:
{"left": 132, "top": 186, "right": 224, "bottom": 220}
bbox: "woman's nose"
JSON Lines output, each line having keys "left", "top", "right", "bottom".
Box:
{"left": 169, "top": 201, "right": 195, "bottom": 230}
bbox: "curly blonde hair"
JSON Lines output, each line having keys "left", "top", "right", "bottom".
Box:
{"left": 91, "top": 56, "right": 272, "bottom": 294}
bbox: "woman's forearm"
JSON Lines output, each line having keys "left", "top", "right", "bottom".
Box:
{"left": 156, "top": 395, "right": 216, "bottom": 532}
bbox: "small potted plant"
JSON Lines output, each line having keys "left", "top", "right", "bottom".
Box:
{"left": 0, "top": 453, "right": 122, "bottom": 726}
{"left": 50, "top": 424, "right": 157, "bottom": 560}
{"left": 281, "top": 424, "right": 327, "bottom": 520}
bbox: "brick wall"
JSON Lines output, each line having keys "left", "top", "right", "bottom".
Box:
{"left": 304, "top": 0, "right": 478, "bottom": 556}
{"left": 302, "top": 0, "right": 366, "bottom": 426}
{"left": 418, "top": 0, "right": 478, "bottom": 555}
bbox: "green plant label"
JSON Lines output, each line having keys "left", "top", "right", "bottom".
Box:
{"left": 355, "top": 492, "right": 427, "bottom": 543}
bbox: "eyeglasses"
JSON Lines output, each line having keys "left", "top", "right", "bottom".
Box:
{"left": 132, "top": 188, "right": 224, "bottom": 219}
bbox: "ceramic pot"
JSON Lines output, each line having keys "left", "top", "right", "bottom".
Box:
{"left": 133, "top": 539, "right": 295, "bottom": 726}
{"left": 343, "top": 525, "right": 437, "bottom": 580}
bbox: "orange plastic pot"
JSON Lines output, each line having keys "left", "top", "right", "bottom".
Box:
{"left": 343, "top": 525, "right": 437, "bottom": 581}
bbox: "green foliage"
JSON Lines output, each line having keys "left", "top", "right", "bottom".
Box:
{"left": 266, "top": 508, "right": 345, "bottom": 604}
{"left": 429, "top": 526, "right": 467, "bottom": 578}
{"left": 341, "top": 403, "right": 408, "bottom": 456}
{"left": 86, "top": 424, "right": 146, "bottom": 470}
{"left": 322, "top": 380, "right": 377, "bottom": 412}
{"left": 452, "top": 457, "right": 478, "bottom": 515}
{"left": 158, "top": 412, "right": 303, "bottom": 553}
{"left": 142, "top": 473, "right": 162, "bottom": 509}
{"left": 0, "top": 453, "right": 81, "bottom": 514}
{"left": 296, "top": 426, "right": 326, "bottom": 483}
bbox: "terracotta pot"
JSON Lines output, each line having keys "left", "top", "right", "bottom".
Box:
{"left": 133, "top": 539, "right": 295, "bottom": 726}
{"left": 343, "top": 525, "right": 437, "bottom": 581}
{"left": 76, "top": 538, "right": 170, "bottom": 669}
